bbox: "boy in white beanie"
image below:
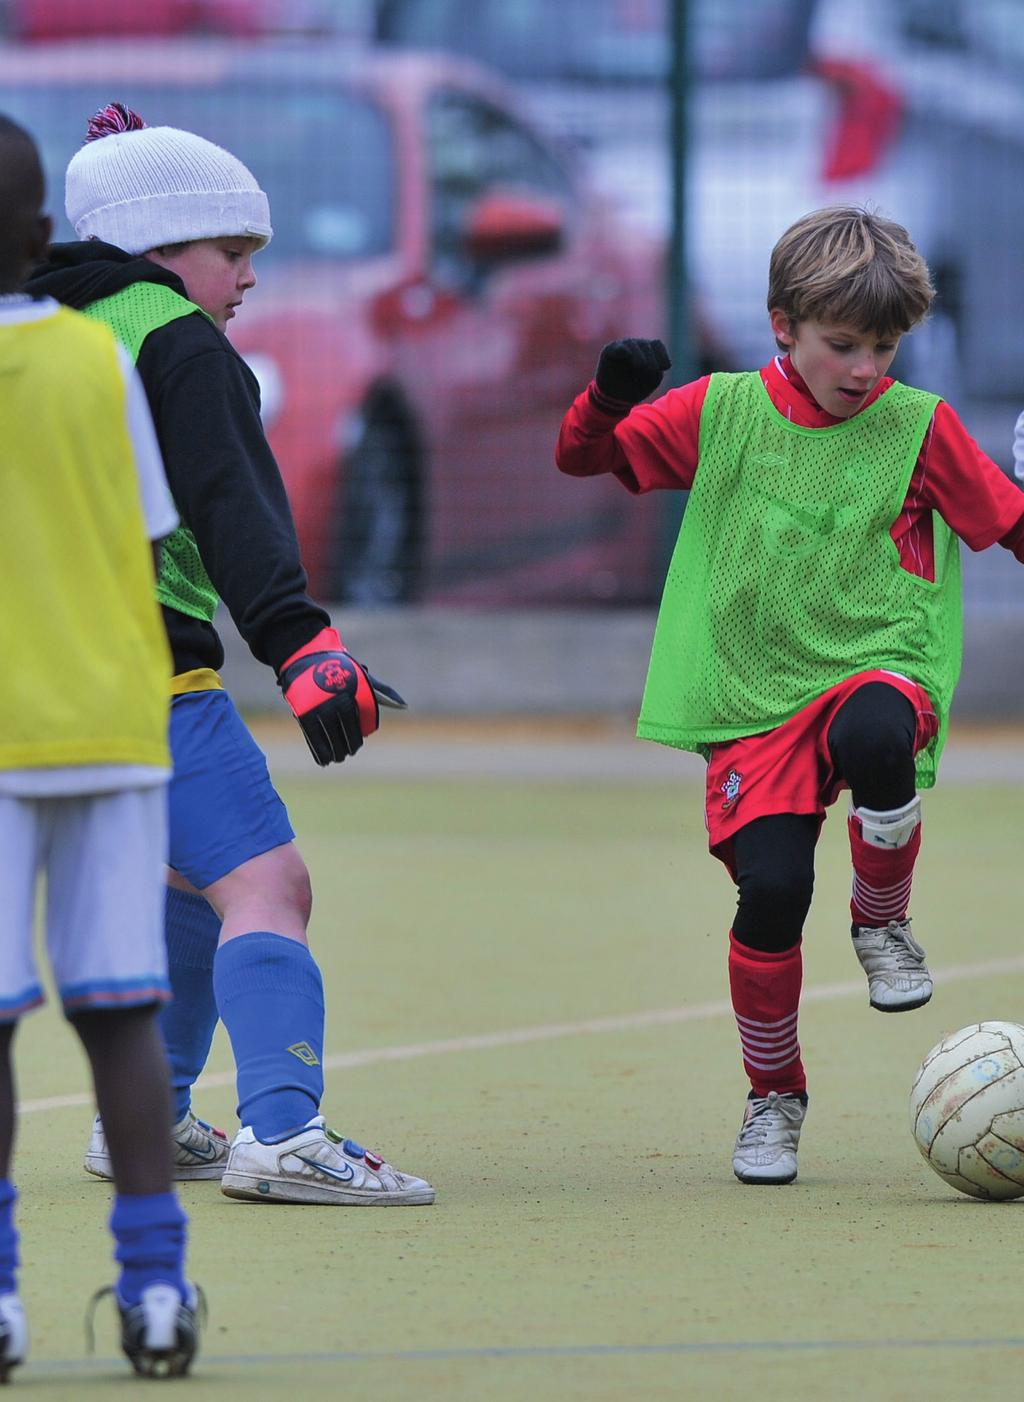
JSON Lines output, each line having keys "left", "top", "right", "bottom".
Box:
{"left": 1, "top": 111, "right": 200, "bottom": 1378}
{"left": 29, "top": 103, "right": 434, "bottom": 1208}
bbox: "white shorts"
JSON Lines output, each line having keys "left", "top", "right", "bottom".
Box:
{"left": 0, "top": 787, "right": 170, "bottom": 1020}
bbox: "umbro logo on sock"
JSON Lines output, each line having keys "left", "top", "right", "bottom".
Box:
{"left": 286, "top": 1041, "right": 320, "bottom": 1066}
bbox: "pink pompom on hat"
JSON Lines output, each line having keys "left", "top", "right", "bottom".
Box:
{"left": 65, "top": 102, "right": 272, "bottom": 255}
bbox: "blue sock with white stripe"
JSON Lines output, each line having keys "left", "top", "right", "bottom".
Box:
{"left": 213, "top": 933, "right": 325, "bottom": 1143}
{"left": 158, "top": 888, "right": 221, "bottom": 1124}
{"left": 0, "top": 1182, "right": 18, "bottom": 1295}
{"left": 111, "top": 1192, "right": 188, "bottom": 1306}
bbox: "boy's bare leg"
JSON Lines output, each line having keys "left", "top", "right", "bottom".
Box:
{"left": 0, "top": 1025, "right": 27, "bottom": 1378}
{"left": 71, "top": 1007, "right": 198, "bottom": 1377}
{"left": 0, "top": 1025, "right": 16, "bottom": 1178}
{"left": 84, "top": 893, "right": 231, "bottom": 1184}
{"left": 71, "top": 1008, "right": 173, "bottom": 1194}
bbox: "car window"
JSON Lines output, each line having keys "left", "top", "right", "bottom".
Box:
{"left": 895, "top": 0, "right": 965, "bottom": 47}
{"left": 379, "top": 0, "right": 815, "bottom": 82}
{"left": 965, "top": 1, "right": 1024, "bottom": 65}
{"left": 426, "top": 89, "right": 572, "bottom": 281}
{"left": 4, "top": 81, "right": 395, "bottom": 261}
{"left": 897, "top": 0, "right": 1024, "bottom": 68}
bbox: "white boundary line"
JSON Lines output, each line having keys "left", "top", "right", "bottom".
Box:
{"left": 18, "top": 955, "right": 1024, "bottom": 1116}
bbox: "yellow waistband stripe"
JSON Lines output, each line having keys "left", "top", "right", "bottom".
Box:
{"left": 170, "top": 668, "right": 223, "bottom": 695}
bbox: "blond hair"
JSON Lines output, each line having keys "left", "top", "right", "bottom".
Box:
{"left": 767, "top": 206, "right": 934, "bottom": 344}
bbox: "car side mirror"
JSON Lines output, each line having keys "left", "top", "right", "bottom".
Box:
{"left": 462, "top": 192, "right": 565, "bottom": 263}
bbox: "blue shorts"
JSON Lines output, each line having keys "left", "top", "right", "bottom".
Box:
{"left": 168, "top": 690, "right": 294, "bottom": 890}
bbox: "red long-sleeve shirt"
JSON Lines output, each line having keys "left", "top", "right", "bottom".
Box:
{"left": 556, "top": 356, "right": 1024, "bottom": 578}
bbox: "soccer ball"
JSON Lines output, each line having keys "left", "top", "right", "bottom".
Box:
{"left": 909, "top": 1021, "right": 1024, "bottom": 1200}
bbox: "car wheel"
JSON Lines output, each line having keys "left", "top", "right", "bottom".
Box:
{"left": 331, "top": 404, "right": 421, "bottom": 605}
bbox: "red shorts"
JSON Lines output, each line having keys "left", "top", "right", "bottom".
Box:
{"left": 704, "top": 670, "right": 938, "bottom": 877}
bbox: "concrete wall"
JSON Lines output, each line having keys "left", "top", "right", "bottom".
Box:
{"left": 220, "top": 545, "right": 1024, "bottom": 720}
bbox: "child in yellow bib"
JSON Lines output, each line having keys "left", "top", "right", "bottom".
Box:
{"left": 0, "top": 112, "right": 200, "bottom": 1377}
{"left": 557, "top": 206, "right": 1024, "bottom": 1187}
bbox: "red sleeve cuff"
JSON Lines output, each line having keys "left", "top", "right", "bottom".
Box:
{"left": 587, "top": 381, "right": 634, "bottom": 416}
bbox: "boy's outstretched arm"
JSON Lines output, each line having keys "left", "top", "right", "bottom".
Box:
{"left": 556, "top": 338, "right": 706, "bottom": 493}
{"left": 147, "top": 325, "right": 403, "bottom": 765}
{"left": 915, "top": 400, "right": 1024, "bottom": 559}
{"left": 557, "top": 338, "right": 670, "bottom": 485}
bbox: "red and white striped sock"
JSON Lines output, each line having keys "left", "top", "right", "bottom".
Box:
{"left": 848, "top": 812, "right": 921, "bottom": 928}
{"left": 728, "top": 932, "right": 806, "bottom": 1097}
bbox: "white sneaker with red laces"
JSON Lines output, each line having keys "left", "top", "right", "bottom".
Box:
{"left": 220, "top": 1116, "right": 435, "bottom": 1205}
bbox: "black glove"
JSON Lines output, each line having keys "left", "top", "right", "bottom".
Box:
{"left": 595, "top": 338, "right": 671, "bottom": 404}
{"left": 277, "top": 626, "right": 407, "bottom": 767}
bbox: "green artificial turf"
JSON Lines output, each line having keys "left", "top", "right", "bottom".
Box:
{"left": 9, "top": 777, "right": 1024, "bottom": 1400}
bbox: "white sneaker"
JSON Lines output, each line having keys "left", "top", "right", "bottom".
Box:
{"left": 84, "top": 1112, "right": 230, "bottom": 1182}
{"left": 220, "top": 1116, "right": 435, "bottom": 1205}
{"left": 851, "top": 919, "right": 932, "bottom": 1011}
{"left": 0, "top": 1294, "right": 26, "bottom": 1382}
{"left": 733, "top": 1091, "right": 807, "bottom": 1185}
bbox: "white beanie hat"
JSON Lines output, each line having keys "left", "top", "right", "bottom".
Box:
{"left": 65, "top": 104, "right": 272, "bottom": 254}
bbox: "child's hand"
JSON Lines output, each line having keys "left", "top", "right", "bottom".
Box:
{"left": 277, "top": 626, "right": 405, "bottom": 765}
{"left": 595, "top": 339, "right": 671, "bottom": 404}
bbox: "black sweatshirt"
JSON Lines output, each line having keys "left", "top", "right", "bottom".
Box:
{"left": 27, "top": 242, "right": 329, "bottom": 677}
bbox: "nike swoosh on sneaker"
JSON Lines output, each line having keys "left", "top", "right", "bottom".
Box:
{"left": 175, "top": 1137, "right": 217, "bottom": 1161}
{"left": 294, "top": 1154, "right": 355, "bottom": 1183}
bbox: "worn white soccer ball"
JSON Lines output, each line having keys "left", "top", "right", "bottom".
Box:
{"left": 909, "top": 1021, "right": 1024, "bottom": 1200}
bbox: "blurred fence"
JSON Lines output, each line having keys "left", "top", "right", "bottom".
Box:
{"left": 4, "top": 0, "right": 1024, "bottom": 633}
{"left": 220, "top": 542, "right": 1024, "bottom": 721}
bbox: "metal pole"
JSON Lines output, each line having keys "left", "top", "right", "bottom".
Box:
{"left": 667, "top": 0, "right": 692, "bottom": 387}
{"left": 659, "top": 0, "right": 692, "bottom": 569}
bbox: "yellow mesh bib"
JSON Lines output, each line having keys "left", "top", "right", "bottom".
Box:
{"left": 0, "top": 310, "right": 171, "bottom": 768}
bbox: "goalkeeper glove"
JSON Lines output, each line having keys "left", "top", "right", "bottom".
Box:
{"left": 594, "top": 338, "right": 671, "bottom": 405}
{"left": 277, "top": 626, "right": 406, "bottom": 766}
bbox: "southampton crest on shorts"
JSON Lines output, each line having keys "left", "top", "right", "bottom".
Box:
{"left": 720, "top": 769, "right": 743, "bottom": 809}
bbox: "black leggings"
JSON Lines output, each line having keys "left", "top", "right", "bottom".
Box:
{"left": 731, "top": 682, "right": 918, "bottom": 953}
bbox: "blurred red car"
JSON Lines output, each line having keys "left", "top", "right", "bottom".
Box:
{"left": 2, "top": 38, "right": 666, "bottom": 604}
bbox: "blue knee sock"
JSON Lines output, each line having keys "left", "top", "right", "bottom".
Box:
{"left": 110, "top": 1192, "right": 188, "bottom": 1306}
{"left": 213, "top": 933, "right": 325, "bottom": 1143}
{"left": 158, "top": 888, "right": 221, "bottom": 1124}
{"left": 0, "top": 1182, "right": 18, "bottom": 1296}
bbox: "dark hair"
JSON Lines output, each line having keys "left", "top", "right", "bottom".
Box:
{"left": 0, "top": 114, "right": 48, "bottom": 292}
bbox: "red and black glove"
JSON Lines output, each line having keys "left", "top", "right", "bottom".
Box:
{"left": 277, "top": 627, "right": 406, "bottom": 766}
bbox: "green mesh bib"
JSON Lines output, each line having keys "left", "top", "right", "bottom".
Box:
{"left": 80, "top": 282, "right": 220, "bottom": 623}
{"left": 637, "top": 372, "right": 963, "bottom": 786}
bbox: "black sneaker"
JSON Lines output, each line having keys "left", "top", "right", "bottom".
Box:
{"left": 88, "top": 1281, "right": 204, "bottom": 1378}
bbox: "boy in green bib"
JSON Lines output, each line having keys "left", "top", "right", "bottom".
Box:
{"left": 557, "top": 206, "right": 1024, "bottom": 1186}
